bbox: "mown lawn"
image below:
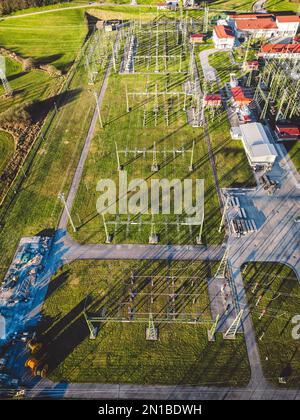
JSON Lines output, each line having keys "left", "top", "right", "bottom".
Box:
{"left": 0, "top": 130, "right": 14, "bottom": 174}
{"left": 0, "top": 9, "right": 88, "bottom": 71}
{"left": 0, "top": 57, "right": 56, "bottom": 115}
{"left": 243, "top": 262, "right": 300, "bottom": 387}
{"left": 0, "top": 35, "right": 113, "bottom": 278}
{"left": 266, "top": 0, "right": 300, "bottom": 12}
{"left": 208, "top": 51, "right": 241, "bottom": 87}
{"left": 207, "top": 112, "right": 256, "bottom": 188}
{"left": 39, "top": 259, "right": 251, "bottom": 386}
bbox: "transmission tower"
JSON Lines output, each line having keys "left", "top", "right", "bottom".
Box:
{"left": 203, "top": 3, "right": 209, "bottom": 33}
{"left": 218, "top": 194, "right": 230, "bottom": 233}
{"left": 215, "top": 246, "right": 230, "bottom": 279}
{"left": 151, "top": 142, "right": 159, "bottom": 172}
{"left": 0, "top": 56, "right": 12, "bottom": 96}
{"left": 223, "top": 310, "right": 244, "bottom": 339}
{"left": 84, "top": 312, "right": 98, "bottom": 340}
{"left": 149, "top": 214, "right": 159, "bottom": 244}
{"left": 207, "top": 314, "right": 220, "bottom": 341}
{"left": 146, "top": 313, "right": 158, "bottom": 340}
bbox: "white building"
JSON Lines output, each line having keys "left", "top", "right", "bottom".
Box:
{"left": 276, "top": 15, "right": 300, "bottom": 37}
{"left": 213, "top": 25, "right": 235, "bottom": 49}
{"left": 239, "top": 122, "right": 278, "bottom": 168}
{"left": 227, "top": 13, "right": 300, "bottom": 39}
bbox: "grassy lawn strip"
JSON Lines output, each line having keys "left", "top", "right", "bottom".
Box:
{"left": 243, "top": 262, "right": 300, "bottom": 387}
{"left": 0, "top": 9, "right": 87, "bottom": 71}
{"left": 207, "top": 111, "right": 256, "bottom": 188}
{"left": 0, "top": 131, "right": 15, "bottom": 174}
{"left": 266, "top": 0, "right": 300, "bottom": 12}
{"left": 208, "top": 51, "right": 241, "bottom": 87}
{"left": 0, "top": 57, "right": 56, "bottom": 115}
{"left": 39, "top": 259, "right": 251, "bottom": 386}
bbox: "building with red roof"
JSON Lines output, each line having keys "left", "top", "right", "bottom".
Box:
{"left": 213, "top": 25, "right": 235, "bottom": 49}
{"left": 204, "top": 94, "right": 222, "bottom": 107}
{"left": 243, "top": 60, "right": 259, "bottom": 71}
{"left": 231, "top": 87, "right": 253, "bottom": 106}
{"left": 227, "top": 12, "right": 300, "bottom": 39}
{"left": 259, "top": 43, "right": 300, "bottom": 58}
{"left": 189, "top": 33, "right": 205, "bottom": 44}
{"left": 275, "top": 124, "right": 300, "bottom": 141}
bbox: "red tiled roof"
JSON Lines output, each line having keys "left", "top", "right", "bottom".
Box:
{"left": 236, "top": 18, "right": 277, "bottom": 30}
{"left": 214, "top": 25, "right": 235, "bottom": 39}
{"left": 261, "top": 43, "right": 300, "bottom": 54}
{"left": 231, "top": 87, "right": 253, "bottom": 104}
{"left": 276, "top": 125, "right": 300, "bottom": 137}
{"left": 204, "top": 94, "right": 222, "bottom": 101}
{"left": 276, "top": 15, "right": 300, "bottom": 23}
{"left": 190, "top": 33, "right": 205, "bottom": 38}
{"left": 229, "top": 13, "right": 273, "bottom": 19}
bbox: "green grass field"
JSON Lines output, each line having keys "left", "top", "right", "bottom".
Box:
{"left": 0, "top": 130, "right": 14, "bottom": 174}
{"left": 207, "top": 112, "right": 256, "bottom": 188}
{"left": 0, "top": 9, "right": 87, "bottom": 71}
{"left": 38, "top": 259, "right": 251, "bottom": 385}
{"left": 0, "top": 35, "right": 114, "bottom": 279}
{"left": 266, "top": 0, "right": 300, "bottom": 12}
{"left": 0, "top": 9, "right": 97, "bottom": 277}
{"left": 0, "top": 57, "right": 56, "bottom": 115}
{"left": 243, "top": 262, "right": 300, "bottom": 387}
{"left": 208, "top": 51, "right": 241, "bottom": 87}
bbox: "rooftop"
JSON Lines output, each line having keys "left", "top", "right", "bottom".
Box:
{"left": 231, "top": 87, "right": 253, "bottom": 104}
{"left": 229, "top": 13, "right": 274, "bottom": 20}
{"left": 261, "top": 43, "right": 300, "bottom": 54}
{"left": 276, "top": 15, "right": 300, "bottom": 23}
{"left": 240, "top": 123, "right": 278, "bottom": 164}
{"left": 235, "top": 18, "right": 277, "bottom": 30}
{"left": 213, "top": 25, "right": 235, "bottom": 39}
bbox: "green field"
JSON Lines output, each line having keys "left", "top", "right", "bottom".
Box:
{"left": 0, "top": 130, "right": 14, "bottom": 174}
{"left": 207, "top": 112, "right": 256, "bottom": 188}
{"left": 208, "top": 51, "right": 241, "bottom": 87}
{"left": 38, "top": 259, "right": 251, "bottom": 385}
{"left": 243, "top": 262, "right": 300, "bottom": 387}
{"left": 0, "top": 9, "right": 88, "bottom": 71}
{"left": 0, "top": 57, "right": 56, "bottom": 116}
{"left": 266, "top": 0, "right": 300, "bottom": 12}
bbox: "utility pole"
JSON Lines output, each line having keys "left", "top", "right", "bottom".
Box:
{"left": 58, "top": 192, "right": 76, "bottom": 232}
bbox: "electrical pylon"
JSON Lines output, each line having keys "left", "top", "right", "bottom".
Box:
{"left": 215, "top": 246, "right": 230, "bottom": 279}
{"left": 223, "top": 310, "right": 244, "bottom": 339}
{"left": 146, "top": 313, "right": 158, "bottom": 340}
{"left": 207, "top": 314, "right": 220, "bottom": 341}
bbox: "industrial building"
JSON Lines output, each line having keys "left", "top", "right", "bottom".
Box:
{"left": 227, "top": 13, "right": 300, "bottom": 39}
{"left": 239, "top": 122, "right": 278, "bottom": 168}
{"left": 204, "top": 94, "right": 222, "bottom": 107}
{"left": 189, "top": 33, "right": 206, "bottom": 44}
{"left": 259, "top": 43, "right": 300, "bottom": 59}
{"left": 275, "top": 123, "right": 300, "bottom": 141}
{"left": 212, "top": 25, "right": 235, "bottom": 49}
